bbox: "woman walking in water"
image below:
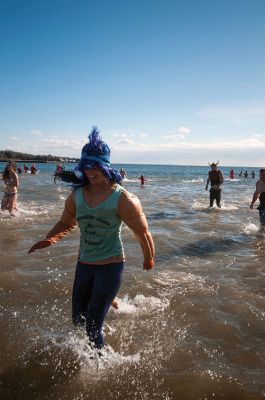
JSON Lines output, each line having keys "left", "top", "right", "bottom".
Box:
{"left": 28, "top": 127, "right": 155, "bottom": 350}
{"left": 1, "top": 161, "right": 19, "bottom": 216}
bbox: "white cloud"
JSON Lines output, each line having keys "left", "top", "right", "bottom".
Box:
{"left": 10, "top": 136, "right": 21, "bottom": 141}
{"left": 110, "top": 134, "right": 265, "bottom": 166}
{"left": 3, "top": 135, "right": 86, "bottom": 157}
{"left": 178, "top": 126, "right": 190, "bottom": 135}
{"left": 30, "top": 129, "right": 44, "bottom": 136}
{"left": 111, "top": 131, "right": 148, "bottom": 145}
{"left": 162, "top": 126, "right": 191, "bottom": 141}
{"left": 116, "top": 138, "right": 135, "bottom": 145}
{"left": 113, "top": 136, "right": 265, "bottom": 152}
{"left": 113, "top": 133, "right": 131, "bottom": 138}
{"left": 3, "top": 127, "right": 264, "bottom": 167}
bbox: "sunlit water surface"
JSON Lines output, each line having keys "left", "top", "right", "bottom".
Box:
{"left": 0, "top": 163, "right": 264, "bottom": 400}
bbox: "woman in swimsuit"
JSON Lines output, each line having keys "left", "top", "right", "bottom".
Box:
{"left": 1, "top": 161, "right": 19, "bottom": 216}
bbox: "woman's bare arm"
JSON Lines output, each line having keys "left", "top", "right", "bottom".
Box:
{"left": 29, "top": 192, "right": 77, "bottom": 253}
{"left": 118, "top": 190, "right": 155, "bottom": 270}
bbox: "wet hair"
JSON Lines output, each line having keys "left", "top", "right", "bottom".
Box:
{"left": 2, "top": 161, "right": 17, "bottom": 180}
{"left": 53, "top": 167, "right": 122, "bottom": 189}
{"left": 54, "top": 170, "right": 87, "bottom": 186}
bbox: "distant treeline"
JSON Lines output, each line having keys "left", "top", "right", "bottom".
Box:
{"left": 0, "top": 150, "right": 76, "bottom": 163}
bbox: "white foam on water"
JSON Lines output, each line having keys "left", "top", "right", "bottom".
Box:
{"left": 153, "top": 270, "right": 218, "bottom": 294}
{"left": 192, "top": 200, "right": 209, "bottom": 210}
{"left": 17, "top": 204, "right": 50, "bottom": 216}
{"left": 220, "top": 203, "right": 238, "bottom": 211}
{"left": 40, "top": 330, "right": 141, "bottom": 380}
{"left": 109, "top": 294, "right": 168, "bottom": 315}
{"left": 154, "top": 270, "right": 202, "bottom": 286}
{"left": 0, "top": 203, "right": 50, "bottom": 221}
{"left": 122, "top": 178, "right": 139, "bottom": 183}
{"left": 57, "top": 185, "right": 70, "bottom": 194}
{"left": 192, "top": 198, "right": 238, "bottom": 211}
{"left": 243, "top": 222, "right": 260, "bottom": 234}
{"left": 182, "top": 178, "right": 204, "bottom": 183}
{"left": 0, "top": 210, "right": 12, "bottom": 220}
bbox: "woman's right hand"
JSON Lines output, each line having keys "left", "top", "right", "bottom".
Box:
{"left": 28, "top": 239, "right": 53, "bottom": 254}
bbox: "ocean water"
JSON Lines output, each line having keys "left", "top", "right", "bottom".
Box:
{"left": 0, "top": 163, "right": 264, "bottom": 400}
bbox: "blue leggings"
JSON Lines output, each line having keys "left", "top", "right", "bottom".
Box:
{"left": 72, "top": 261, "right": 124, "bottom": 348}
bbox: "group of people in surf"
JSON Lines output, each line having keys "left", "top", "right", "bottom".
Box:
{"left": 119, "top": 167, "right": 147, "bottom": 186}
{"left": 17, "top": 163, "right": 38, "bottom": 175}
{"left": 230, "top": 169, "right": 255, "bottom": 179}
{"left": 238, "top": 170, "right": 256, "bottom": 178}
{"left": 1, "top": 126, "right": 264, "bottom": 355}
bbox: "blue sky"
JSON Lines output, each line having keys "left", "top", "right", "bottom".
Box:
{"left": 0, "top": 0, "right": 265, "bottom": 166}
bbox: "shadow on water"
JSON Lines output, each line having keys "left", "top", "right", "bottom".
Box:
{"left": 0, "top": 347, "right": 80, "bottom": 400}
{"left": 156, "top": 236, "right": 255, "bottom": 261}
{"left": 148, "top": 211, "right": 179, "bottom": 220}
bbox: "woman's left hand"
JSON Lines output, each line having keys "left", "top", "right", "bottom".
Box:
{"left": 143, "top": 258, "right": 155, "bottom": 270}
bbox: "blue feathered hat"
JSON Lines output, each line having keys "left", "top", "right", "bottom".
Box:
{"left": 74, "top": 126, "right": 122, "bottom": 184}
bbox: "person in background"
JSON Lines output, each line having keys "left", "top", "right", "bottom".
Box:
{"left": 56, "top": 164, "right": 63, "bottom": 173}
{"left": 119, "top": 168, "right": 126, "bottom": 180}
{"left": 17, "top": 167, "right": 22, "bottom": 174}
{"left": 250, "top": 168, "right": 265, "bottom": 231}
{"left": 229, "top": 169, "right": 235, "bottom": 180}
{"left": 139, "top": 175, "right": 147, "bottom": 186}
{"left": 244, "top": 170, "right": 248, "bottom": 178}
{"left": 205, "top": 161, "right": 224, "bottom": 208}
{"left": 31, "top": 163, "right": 37, "bottom": 175}
{"left": 1, "top": 161, "right": 19, "bottom": 216}
{"left": 28, "top": 126, "right": 155, "bottom": 351}
{"left": 24, "top": 164, "right": 29, "bottom": 173}
{"left": 251, "top": 170, "right": 256, "bottom": 179}
{"left": 239, "top": 171, "right": 243, "bottom": 177}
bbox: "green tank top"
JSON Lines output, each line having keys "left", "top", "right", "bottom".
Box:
{"left": 75, "top": 184, "right": 124, "bottom": 263}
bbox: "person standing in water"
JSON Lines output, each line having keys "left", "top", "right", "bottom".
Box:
{"left": 119, "top": 168, "right": 126, "bottom": 180}
{"left": 139, "top": 175, "right": 147, "bottom": 186}
{"left": 28, "top": 127, "right": 155, "bottom": 350}
{"left": 205, "top": 161, "right": 224, "bottom": 208}
{"left": 229, "top": 169, "right": 235, "bottom": 180}
{"left": 1, "top": 161, "right": 19, "bottom": 216}
{"left": 250, "top": 168, "right": 265, "bottom": 230}
{"left": 30, "top": 163, "right": 37, "bottom": 174}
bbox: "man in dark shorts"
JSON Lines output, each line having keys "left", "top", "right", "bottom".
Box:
{"left": 205, "top": 161, "right": 224, "bottom": 208}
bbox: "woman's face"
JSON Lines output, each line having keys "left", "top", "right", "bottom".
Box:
{"left": 260, "top": 170, "right": 265, "bottom": 181}
{"left": 83, "top": 166, "right": 107, "bottom": 185}
{"left": 7, "top": 163, "right": 15, "bottom": 172}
